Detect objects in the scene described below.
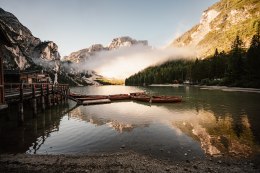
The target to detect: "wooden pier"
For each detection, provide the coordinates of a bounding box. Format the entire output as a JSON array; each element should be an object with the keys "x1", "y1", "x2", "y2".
[{"x1": 2, "y1": 83, "x2": 70, "y2": 123}]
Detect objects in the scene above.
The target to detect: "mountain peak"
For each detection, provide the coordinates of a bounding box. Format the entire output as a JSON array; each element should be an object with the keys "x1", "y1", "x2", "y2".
[
  {"x1": 108, "y1": 36, "x2": 148, "y2": 50},
  {"x1": 64, "y1": 36, "x2": 148, "y2": 62},
  {"x1": 170, "y1": 0, "x2": 260, "y2": 57}
]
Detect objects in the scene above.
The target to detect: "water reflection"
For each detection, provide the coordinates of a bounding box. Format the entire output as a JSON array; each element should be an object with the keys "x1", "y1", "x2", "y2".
[
  {"x1": 64, "y1": 98, "x2": 258, "y2": 158},
  {"x1": 0, "y1": 86, "x2": 259, "y2": 160},
  {"x1": 0, "y1": 102, "x2": 72, "y2": 154},
  {"x1": 172, "y1": 110, "x2": 255, "y2": 157}
]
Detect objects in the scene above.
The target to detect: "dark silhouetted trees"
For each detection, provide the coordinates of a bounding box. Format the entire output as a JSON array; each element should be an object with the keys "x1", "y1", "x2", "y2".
[{"x1": 125, "y1": 33, "x2": 260, "y2": 88}]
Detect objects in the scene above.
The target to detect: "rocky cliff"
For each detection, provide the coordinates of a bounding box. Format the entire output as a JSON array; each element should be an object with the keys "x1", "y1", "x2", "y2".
[
  {"x1": 171, "y1": 0, "x2": 260, "y2": 57},
  {"x1": 63, "y1": 36, "x2": 148, "y2": 63},
  {"x1": 0, "y1": 8, "x2": 80, "y2": 85},
  {"x1": 0, "y1": 8, "x2": 60, "y2": 71}
]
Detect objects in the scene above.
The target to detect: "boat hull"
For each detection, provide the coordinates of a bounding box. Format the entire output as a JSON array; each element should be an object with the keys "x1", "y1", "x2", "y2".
[
  {"x1": 109, "y1": 94, "x2": 131, "y2": 100},
  {"x1": 151, "y1": 96, "x2": 182, "y2": 103},
  {"x1": 131, "y1": 96, "x2": 151, "y2": 102}
]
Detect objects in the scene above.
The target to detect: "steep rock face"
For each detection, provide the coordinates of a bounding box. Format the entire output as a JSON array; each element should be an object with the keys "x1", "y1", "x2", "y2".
[
  {"x1": 63, "y1": 44, "x2": 107, "y2": 63},
  {"x1": 33, "y1": 41, "x2": 60, "y2": 60},
  {"x1": 108, "y1": 36, "x2": 148, "y2": 50},
  {"x1": 0, "y1": 8, "x2": 60, "y2": 70},
  {"x1": 63, "y1": 36, "x2": 148, "y2": 63},
  {"x1": 171, "y1": 0, "x2": 260, "y2": 57}
]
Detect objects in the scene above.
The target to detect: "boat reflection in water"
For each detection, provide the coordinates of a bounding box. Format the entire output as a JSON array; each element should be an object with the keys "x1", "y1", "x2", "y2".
[{"x1": 0, "y1": 86, "x2": 259, "y2": 161}]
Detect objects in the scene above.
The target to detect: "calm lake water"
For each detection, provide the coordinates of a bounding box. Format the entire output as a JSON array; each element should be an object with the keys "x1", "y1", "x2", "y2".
[{"x1": 0, "y1": 85, "x2": 260, "y2": 160}]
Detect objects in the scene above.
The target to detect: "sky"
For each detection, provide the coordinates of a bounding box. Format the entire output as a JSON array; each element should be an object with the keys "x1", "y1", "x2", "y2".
[{"x1": 0, "y1": 0, "x2": 219, "y2": 57}]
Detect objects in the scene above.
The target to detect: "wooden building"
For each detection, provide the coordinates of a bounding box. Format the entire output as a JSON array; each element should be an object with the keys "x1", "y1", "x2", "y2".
[
  {"x1": 0, "y1": 24, "x2": 13, "y2": 110},
  {"x1": 4, "y1": 70, "x2": 51, "y2": 84},
  {"x1": 0, "y1": 54, "x2": 5, "y2": 109}
]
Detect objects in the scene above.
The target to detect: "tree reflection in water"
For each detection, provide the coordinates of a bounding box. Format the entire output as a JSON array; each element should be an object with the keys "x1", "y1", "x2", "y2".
[{"x1": 0, "y1": 86, "x2": 259, "y2": 160}]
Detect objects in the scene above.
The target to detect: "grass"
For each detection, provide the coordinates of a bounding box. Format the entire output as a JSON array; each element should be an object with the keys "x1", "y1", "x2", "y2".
[{"x1": 95, "y1": 77, "x2": 124, "y2": 85}]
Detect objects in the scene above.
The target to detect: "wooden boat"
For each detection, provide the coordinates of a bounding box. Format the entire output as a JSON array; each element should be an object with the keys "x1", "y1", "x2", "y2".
[
  {"x1": 82, "y1": 99, "x2": 111, "y2": 105},
  {"x1": 77, "y1": 96, "x2": 109, "y2": 101},
  {"x1": 130, "y1": 92, "x2": 146, "y2": 96},
  {"x1": 108, "y1": 94, "x2": 131, "y2": 100},
  {"x1": 131, "y1": 95, "x2": 151, "y2": 102},
  {"x1": 150, "y1": 96, "x2": 182, "y2": 103},
  {"x1": 70, "y1": 92, "x2": 108, "y2": 99}
]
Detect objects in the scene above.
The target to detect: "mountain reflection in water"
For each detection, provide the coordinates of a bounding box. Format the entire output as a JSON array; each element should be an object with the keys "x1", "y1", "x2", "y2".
[
  {"x1": 0, "y1": 86, "x2": 259, "y2": 160},
  {"x1": 68, "y1": 101, "x2": 257, "y2": 158}
]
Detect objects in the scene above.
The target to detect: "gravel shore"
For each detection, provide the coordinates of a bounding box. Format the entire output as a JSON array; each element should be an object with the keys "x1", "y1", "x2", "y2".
[{"x1": 0, "y1": 152, "x2": 259, "y2": 173}]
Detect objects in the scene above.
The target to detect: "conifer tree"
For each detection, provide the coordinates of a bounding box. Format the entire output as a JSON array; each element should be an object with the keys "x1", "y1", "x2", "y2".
[
  {"x1": 228, "y1": 35, "x2": 244, "y2": 81},
  {"x1": 247, "y1": 23, "x2": 260, "y2": 79}
]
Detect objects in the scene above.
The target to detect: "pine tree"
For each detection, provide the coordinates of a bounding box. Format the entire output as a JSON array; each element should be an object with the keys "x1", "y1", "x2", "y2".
[
  {"x1": 228, "y1": 35, "x2": 244, "y2": 81},
  {"x1": 247, "y1": 23, "x2": 260, "y2": 79}
]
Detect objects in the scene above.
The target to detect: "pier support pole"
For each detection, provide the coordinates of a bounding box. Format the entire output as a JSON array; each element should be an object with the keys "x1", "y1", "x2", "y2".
[
  {"x1": 52, "y1": 84, "x2": 56, "y2": 106},
  {"x1": 32, "y1": 84, "x2": 37, "y2": 117},
  {"x1": 65, "y1": 86, "x2": 70, "y2": 102},
  {"x1": 60, "y1": 86, "x2": 63, "y2": 104},
  {"x1": 57, "y1": 85, "x2": 60, "y2": 104},
  {"x1": 63, "y1": 86, "x2": 66, "y2": 102},
  {"x1": 41, "y1": 84, "x2": 45, "y2": 111},
  {"x1": 46, "y1": 84, "x2": 51, "y2": 107},
  {"x1": 18, "y1": 83, "x2": 24, "y2": 124}
]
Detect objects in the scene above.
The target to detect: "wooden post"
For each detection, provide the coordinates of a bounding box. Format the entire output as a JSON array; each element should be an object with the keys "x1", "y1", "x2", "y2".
[
  {"x1": 52, "y1": 84, "x2": 55, "y2": 105},
  {"x1": 63, "y1": 86, "x2": 66, "y2": 102},
  {"x1": 18, "y1": 83, "x2": 24, "y2": 123},
  {"x1": 66, "y1": 86, "x2": 70, "y2": 101},
  {"x1": 59, "y1": 85, "x2": 63, "y2": 103},
  {"x1": 60, "y1": 85, "x2": 63, "y2": 104},
  {"x1": 46, "y1": 84, "x2": 51, "y2": 107},
  {"x1": 57, "y1": 85, "x2": 60, "y2": 104},
  {"x1": 41, "y1": 84, "x2": 45, "y2": 111},
  {"x1": 32, "y1": 84, "x2": 37, "y2": 117}
]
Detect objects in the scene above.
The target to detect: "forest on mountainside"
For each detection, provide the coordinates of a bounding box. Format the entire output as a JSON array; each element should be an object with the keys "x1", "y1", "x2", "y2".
[{"x1": 125, "y1": 28, "x2": 260, "y2": 88}]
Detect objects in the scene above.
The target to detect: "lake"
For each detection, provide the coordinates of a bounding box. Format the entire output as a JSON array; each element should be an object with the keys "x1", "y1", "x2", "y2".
[{"x1": 0, "y1": 85, "x2": 260, "y2": 161}]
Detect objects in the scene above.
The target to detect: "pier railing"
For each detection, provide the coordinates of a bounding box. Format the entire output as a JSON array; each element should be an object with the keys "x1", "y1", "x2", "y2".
[
  {"x1": 4, "y1": 83, "x2": 69, "y2": 101},
  {"x1": 3, "y1": 83, "x2": 70, "y2": 122}
]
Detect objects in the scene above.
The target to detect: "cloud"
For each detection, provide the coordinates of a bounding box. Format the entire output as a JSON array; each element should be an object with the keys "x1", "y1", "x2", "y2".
[{"x1": 69, "y1": 44, "x2": 196, "y2": 79}]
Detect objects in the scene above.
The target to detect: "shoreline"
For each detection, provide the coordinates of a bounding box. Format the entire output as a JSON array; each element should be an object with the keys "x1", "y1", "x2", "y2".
[
  {"x1": 0, "y1": 152, "x2": 259, "y2": 173},
  {"x1": 148, "y1": 84, "x2": 260, "y2": 93}
]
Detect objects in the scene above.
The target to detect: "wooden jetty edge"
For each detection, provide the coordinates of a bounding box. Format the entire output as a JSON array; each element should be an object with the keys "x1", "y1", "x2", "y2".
[{"x1": 2, "y1": 83, "x2": 70, "y2": 123}]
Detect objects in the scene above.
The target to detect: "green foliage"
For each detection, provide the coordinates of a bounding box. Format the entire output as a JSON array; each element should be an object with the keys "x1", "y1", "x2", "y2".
[
  {"x1": 180, "y1": 0, "x2": 260, "y2": 57},
  {"x1": 227, "y1": 35, "x2": 245, "y2": 80},
  {"x1": 126, "y1": 32, "x2": 260, "y2": 88},
  {"x1": 95, "y1": 78, "x2": 124, "y2": 85},
  {"x1": 212, "y1": 0, "x2": 260, "y2": 11},
  {"x1": 246, "y1": 23, "x2": 260, "y2": 80},
  {"x1": 125, "y1": 59, "x2": 193, "y2": 86}
]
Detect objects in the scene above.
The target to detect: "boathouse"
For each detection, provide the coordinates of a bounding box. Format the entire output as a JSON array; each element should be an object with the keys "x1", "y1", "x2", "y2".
[
  {"x1": 0, "y1": 24, "x2": 13, "y2": 110},
  {"x1": 4, "y1": 70, "x2": 51, "y2": 84},
  {"x1": 0, "y1": 54, "x2": 5, "y2": 109}
]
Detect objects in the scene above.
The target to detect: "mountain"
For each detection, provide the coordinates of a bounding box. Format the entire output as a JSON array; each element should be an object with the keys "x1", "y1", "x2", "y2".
[
  {"x1": 62, "y1": 36, "x2": 148, "y2": 85},
  {"x1": 0, "y1": 8, "x2": 61, "y2": 70},
  {"x1": 170, "y1": 0, "x2": 260, "y2": 57},
  {"x1": 0, "y1": 8, "x2": 82, "y2": 85},
  {"x1": 63, "y1": 36, "x2": 148, "y2": 63}
]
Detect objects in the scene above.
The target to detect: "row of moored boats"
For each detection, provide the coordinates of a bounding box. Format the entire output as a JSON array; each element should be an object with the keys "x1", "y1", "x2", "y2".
[{"x1": 69, "y1": 92, "x2": 182, "y2": 105}]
